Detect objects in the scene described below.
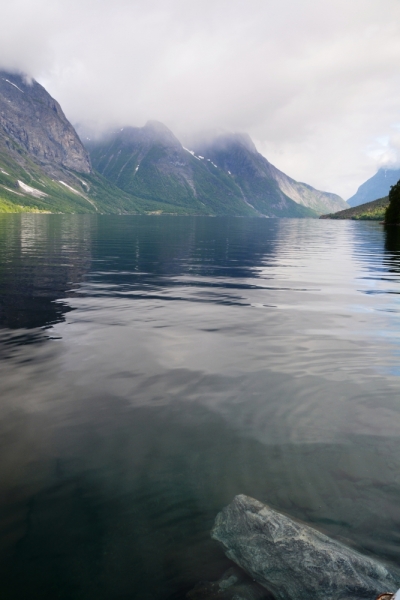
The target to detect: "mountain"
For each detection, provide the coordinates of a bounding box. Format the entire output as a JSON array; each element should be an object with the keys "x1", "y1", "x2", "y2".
[
  {"x1": 347, "y1": 168, "x2": 400, "y2": 207},
  {"x1": 320, "y1": 196, "x2": 389, "y2": 220},
  {"x1": 0, "y1": 71, "x2": 161, "y2": 214},
  {"x1": 0, "y1": 72, "x2": 91, "y2": 176},
  {"x1": 190, "y1": 132, "x2": 348, "y2": 216},
  {"x1": 88, "y1": 122, "x2": 318, "y2": 217},
  {"x1": 87, "y1": 121, "x2": 258, "y2": 216},
  {"x1": 88, "y1": 125, "x2": 346, "y2": 217}
]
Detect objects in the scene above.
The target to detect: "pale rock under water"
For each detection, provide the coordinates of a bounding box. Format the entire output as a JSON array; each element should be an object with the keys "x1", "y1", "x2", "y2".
[{"x1": 211, "y1": 495, "x2": 400, "y2": 600}]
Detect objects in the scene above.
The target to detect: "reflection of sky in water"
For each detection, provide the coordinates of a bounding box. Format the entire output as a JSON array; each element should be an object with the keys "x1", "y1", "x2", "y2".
[{"x1": 1, "y1": 215, "x2": 400, "y2": 599}]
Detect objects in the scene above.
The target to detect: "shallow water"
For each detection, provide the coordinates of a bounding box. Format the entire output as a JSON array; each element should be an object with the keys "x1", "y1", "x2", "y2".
[{"x1": 0, "y1": 214, "x2": 400, "y2": 599}]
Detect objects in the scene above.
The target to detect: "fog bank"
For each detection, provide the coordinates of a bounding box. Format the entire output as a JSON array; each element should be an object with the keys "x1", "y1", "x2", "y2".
[{"x1": 1, "y1": 0, "x2": 400, "y2": 198}]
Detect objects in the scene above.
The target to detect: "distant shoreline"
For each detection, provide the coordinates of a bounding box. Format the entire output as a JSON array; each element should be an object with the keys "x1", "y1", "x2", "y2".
[{"x1": 320, "y1": 196, "x2": 388, "y2": 220}]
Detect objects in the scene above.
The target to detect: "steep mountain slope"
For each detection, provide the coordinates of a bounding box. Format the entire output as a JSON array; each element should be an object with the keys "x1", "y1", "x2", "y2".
[
  {"x1": 88, "y1": 123, "x2": 317, "y2": 217},
  {"x1": 191, "y1": 133, "x2": 347, "y2": 215},
  {"x1": 320, "y1": 196, "x2": 389, "y2": 220},
  {"x1": 88, "y1": 122, "x2": 258, "y2": 216},
  {"x1": 0, "y1": 71, "x2": 164, "y2": 214},
  {"x1": 347, "y1": 168, "x2": 400, "y2": 207},
  {"x1": 0, "y1": 151, "x2": 166, "y2": 215},
  {"x1": 0, "y1": 71, "x2": 91, "y2": 175}
]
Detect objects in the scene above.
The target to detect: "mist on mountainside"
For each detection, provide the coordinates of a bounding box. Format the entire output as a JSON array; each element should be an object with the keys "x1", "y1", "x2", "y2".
[
  {"x1": 1, "y1": 0, "x2": 400, "y2": 199},
  {"x1": 85, "y1": 121, "x2": 347, "y2": 216},
  {"x1": 0, "y1": 71, "x2": 339, "y2": 216}
]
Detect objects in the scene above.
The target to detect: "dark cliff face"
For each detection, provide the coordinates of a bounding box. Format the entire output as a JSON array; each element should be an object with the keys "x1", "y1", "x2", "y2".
[
  {"x1": 0, "y1": 71, "x2": 91, "y2": 174},
  {"x1": 0, "y1": 71, "x2": 148, "y2": 215}
]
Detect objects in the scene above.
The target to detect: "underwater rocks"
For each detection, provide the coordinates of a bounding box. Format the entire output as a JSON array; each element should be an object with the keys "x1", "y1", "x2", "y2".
[{"x1": 212, "y1": 495, "x2": 400, "y2": 600}]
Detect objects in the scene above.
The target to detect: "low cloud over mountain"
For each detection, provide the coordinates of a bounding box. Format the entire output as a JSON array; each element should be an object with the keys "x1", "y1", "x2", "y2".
[{"x1": 1, "y1": 0, "x2": 400, "y2": 199}]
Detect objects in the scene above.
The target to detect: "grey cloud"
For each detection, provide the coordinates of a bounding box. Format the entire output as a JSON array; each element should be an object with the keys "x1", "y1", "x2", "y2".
[{"x1": 1, "y1": 0, "x2": 400, "y2": 198}]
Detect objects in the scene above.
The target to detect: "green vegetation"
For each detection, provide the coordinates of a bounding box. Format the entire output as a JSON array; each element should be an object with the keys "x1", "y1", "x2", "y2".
[
  {"x1": 384, "y1": 179, "x2": 400, "y2": 224},
  {"x1": 0, "y1": 142, "x2": 94, "y2": 213},
  {"x1": 0, "y1": 197, "x2": 50, "y2": 213},
  {"x1": 90, "y1": 138, "x2": 255, "y2": 216},
  {"x1": 0, "y1": 136, "x2": 255, "y2": 216},
  {"x1": 0, "y1": 144, "x2": 182, "y2": 215},
  {"x1": 320, "y1": 196, "x2": 389, "y2": 220}
]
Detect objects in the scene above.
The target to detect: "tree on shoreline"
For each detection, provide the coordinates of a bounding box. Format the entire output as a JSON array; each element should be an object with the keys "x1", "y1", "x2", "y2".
[{"x1": 385, "y1": 179, "x2": 400, "y2": 224}]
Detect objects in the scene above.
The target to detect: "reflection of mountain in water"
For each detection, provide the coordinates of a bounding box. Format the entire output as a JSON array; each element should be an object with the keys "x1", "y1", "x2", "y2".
[
  {"x1": 0, "y1": 215, "x2": 280, "y2": 329},
  {"x1": 94, "y1": 215, "x2": 279, "y2": 276},
  {"x1": 0, "y1": 214, "x2": 93, "y2": 328}
]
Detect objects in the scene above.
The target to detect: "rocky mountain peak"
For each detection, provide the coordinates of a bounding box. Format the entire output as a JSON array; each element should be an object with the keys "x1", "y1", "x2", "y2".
[{"x1": 0, "y1": 70, "x2": 91, "y2": 174}]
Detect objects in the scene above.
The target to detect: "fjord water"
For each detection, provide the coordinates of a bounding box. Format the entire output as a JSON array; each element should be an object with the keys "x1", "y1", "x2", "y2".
[{"x1": 1, "y1": 215, "x2": 400, "y2": 600}]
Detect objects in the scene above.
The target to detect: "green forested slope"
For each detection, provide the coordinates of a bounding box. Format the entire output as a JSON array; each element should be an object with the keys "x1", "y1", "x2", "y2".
[
  {"x1": 320, "y1": 196, "x2": 389, "y2": 220},
  {"x1": 0, "y1": 144, "x2": 154, "y2": 214}
]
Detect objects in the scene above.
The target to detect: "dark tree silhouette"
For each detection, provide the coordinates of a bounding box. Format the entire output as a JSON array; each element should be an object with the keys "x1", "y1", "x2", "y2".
[{"x1": 385, "y1": 178, "x2": 400, "y2": 224}]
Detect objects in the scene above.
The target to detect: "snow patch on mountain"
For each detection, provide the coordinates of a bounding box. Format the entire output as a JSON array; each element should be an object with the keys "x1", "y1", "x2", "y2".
[
  {"x1": 4, "y1": 79, "x2": 24, "y2": 93},
  {"x1": 18, "y1": 180, "x2": 47, "y2": 198}
]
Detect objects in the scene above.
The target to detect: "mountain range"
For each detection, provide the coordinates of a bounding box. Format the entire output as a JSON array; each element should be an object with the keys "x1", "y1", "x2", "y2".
[
  {"x1": 88, "y1": 124, "x2": 347, "y2": 217},
  {"x1": 0, "y1": 70, "x2": 347, "y2": 217}
]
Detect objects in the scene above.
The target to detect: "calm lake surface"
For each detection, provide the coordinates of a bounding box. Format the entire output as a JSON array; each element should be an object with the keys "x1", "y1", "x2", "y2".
[{"x1": 1, "y1": 214, "x2": 400, "y2": 599}]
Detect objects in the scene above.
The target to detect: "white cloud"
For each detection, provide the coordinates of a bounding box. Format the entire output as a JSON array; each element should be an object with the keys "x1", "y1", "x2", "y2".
[
  {"x1": 368, "y1": 128, "x2": 400, "y2": 170},
  {"x1": 1, "y1": 0, "x2": 400, "y2": 198}
]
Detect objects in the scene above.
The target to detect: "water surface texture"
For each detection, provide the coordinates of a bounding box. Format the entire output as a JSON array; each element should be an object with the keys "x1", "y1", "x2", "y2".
[{"x1": 1, "y1": 215, "x2": 400, "y2": 599}]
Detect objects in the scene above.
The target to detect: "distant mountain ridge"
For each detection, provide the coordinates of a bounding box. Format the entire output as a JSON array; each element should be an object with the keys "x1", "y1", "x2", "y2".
[
  {"x1": 88, "y1": 124, "x2": 346, "y2": 217},
  {"x1": 347, "y1": 168, "x2": 400, "y2": 207}
]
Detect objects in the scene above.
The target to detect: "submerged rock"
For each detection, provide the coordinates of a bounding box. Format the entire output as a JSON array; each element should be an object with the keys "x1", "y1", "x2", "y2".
[
  {"x1": 186, "y1": 566, "x2": 274, "y2": 600},
  {"x1": 212, "y1": 495, "x2": 400, "y2": 600}
]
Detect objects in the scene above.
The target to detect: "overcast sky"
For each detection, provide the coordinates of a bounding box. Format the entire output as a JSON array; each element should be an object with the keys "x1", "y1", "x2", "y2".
[{"x1": 1, "y1": 0, "x2": 400, "y2": 198}]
